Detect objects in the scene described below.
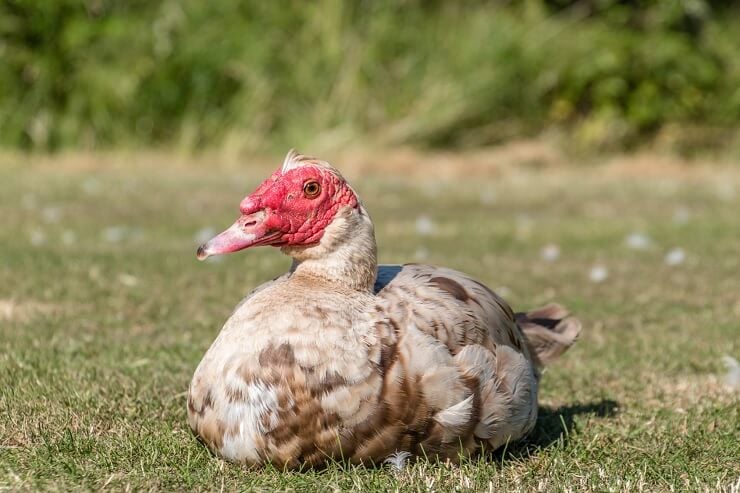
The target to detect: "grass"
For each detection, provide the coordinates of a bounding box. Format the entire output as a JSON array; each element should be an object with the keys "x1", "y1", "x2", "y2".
[
  {"x1": 0, "y1": 150, "x2": 738, "y2": 491},
  {"x1": 4, "y1": 2, "x2": 740, "y2": 153}
]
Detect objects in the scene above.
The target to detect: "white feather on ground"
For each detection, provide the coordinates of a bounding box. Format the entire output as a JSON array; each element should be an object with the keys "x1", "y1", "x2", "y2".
[
  {"x1": 722, "y1": 356, "x2": 740, "y2": 391},
  {"x1": 384, "y1": 451, "x2": 413, "y2": 471}
]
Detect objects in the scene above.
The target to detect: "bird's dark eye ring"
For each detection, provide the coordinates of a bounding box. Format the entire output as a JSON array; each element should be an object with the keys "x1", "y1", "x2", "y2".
[{"x1": 303, "y1": 180, "x2": 321, "y2": 198}]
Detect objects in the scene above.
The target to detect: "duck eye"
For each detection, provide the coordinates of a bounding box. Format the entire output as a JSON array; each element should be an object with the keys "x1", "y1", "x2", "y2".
[{"x1": 303, "y1": 180, "x2": 321, "y2": 198}]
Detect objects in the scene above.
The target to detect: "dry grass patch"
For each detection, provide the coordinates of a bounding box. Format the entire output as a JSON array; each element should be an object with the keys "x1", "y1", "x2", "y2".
[{"x1": 0, "y1": 299, "x2": 59, "y2": 322}]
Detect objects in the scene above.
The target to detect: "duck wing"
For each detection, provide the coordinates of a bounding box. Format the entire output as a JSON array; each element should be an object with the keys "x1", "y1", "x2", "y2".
[{"x1": 372, "y1": 263, "x2": 580, "y2": 451}]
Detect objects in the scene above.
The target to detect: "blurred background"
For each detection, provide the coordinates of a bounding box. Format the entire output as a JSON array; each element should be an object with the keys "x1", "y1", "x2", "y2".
[
  {"x1": 2, "y1": 0, "x2": 740, "y2": 156},
  {"x1": 1, "y1": 2, "x2": 739, "y2": 490}
]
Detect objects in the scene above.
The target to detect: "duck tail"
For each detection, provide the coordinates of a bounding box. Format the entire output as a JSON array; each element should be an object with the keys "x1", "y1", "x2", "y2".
[{"x1": 515, "y1": 303, "x2": 581, "y2": 368}]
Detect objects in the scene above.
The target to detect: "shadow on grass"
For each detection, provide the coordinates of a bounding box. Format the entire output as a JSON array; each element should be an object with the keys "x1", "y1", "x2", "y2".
[{"x1": 493, "y1": 399, "x2": 620, "y2": 460}]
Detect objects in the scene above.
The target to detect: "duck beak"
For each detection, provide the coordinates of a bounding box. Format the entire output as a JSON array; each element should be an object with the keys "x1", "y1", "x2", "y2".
[{"x1": 196, "y1": 211, "x2": 279, "y2": 260}]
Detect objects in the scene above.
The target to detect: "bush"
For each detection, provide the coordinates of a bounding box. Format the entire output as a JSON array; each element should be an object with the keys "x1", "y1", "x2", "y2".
[{"x1": 1, "y1": 0, "x2": 739, "y2": 152}]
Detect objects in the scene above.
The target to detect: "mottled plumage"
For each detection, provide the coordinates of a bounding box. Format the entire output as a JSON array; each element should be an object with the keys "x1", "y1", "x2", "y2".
[{"x1": 188, "y1": 151, "x2": 581, "y2": 468}]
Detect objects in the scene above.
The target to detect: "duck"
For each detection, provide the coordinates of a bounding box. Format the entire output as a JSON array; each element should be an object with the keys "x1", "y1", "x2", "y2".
[{"x1": 187, "y1": 150, "x2": 581, "y2": 468}]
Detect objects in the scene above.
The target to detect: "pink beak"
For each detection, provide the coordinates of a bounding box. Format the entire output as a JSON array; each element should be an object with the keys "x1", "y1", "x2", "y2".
[{"x1": 196, "y1": 211, "x2": 279, "y2": 260}]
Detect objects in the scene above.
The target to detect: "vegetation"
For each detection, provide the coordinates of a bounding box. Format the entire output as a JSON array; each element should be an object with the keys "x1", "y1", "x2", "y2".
[
  {"x1": 1, "y1": 153, "x2": 738, "y2": 490},
  {"x1": 2, "y1": 1, "x2": 740, "y2": 153}
]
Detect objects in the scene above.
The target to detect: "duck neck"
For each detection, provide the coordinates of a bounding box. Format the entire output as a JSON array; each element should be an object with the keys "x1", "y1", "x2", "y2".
[{"x1": 283, "y1": 206, "x2": 378, "y2": 293}]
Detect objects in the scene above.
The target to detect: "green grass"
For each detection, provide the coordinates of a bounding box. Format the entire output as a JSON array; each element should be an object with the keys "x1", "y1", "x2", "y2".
[
  {"x1": 1, "y1": 152, "x2": 738, "y2": 491},
  {"x1": 4, "y1": 1, "x2": 740, "y2": 153}
]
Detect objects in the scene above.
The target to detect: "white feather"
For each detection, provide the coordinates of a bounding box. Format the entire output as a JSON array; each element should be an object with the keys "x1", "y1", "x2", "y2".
[
  {"x1": 434, "y1": 394, "x2": 474, "y2": 432},
  {"x1": 281, "y1": 148, "x2": 302, "y2": 173},
  {"x1": 384, "y1": 451, "x2": 413, "y2": 471}
]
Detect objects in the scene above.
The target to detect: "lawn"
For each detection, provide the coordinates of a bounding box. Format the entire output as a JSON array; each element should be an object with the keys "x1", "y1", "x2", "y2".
[{"x1": 1, "y1": 151, "x2": 738, "y2": 491}]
